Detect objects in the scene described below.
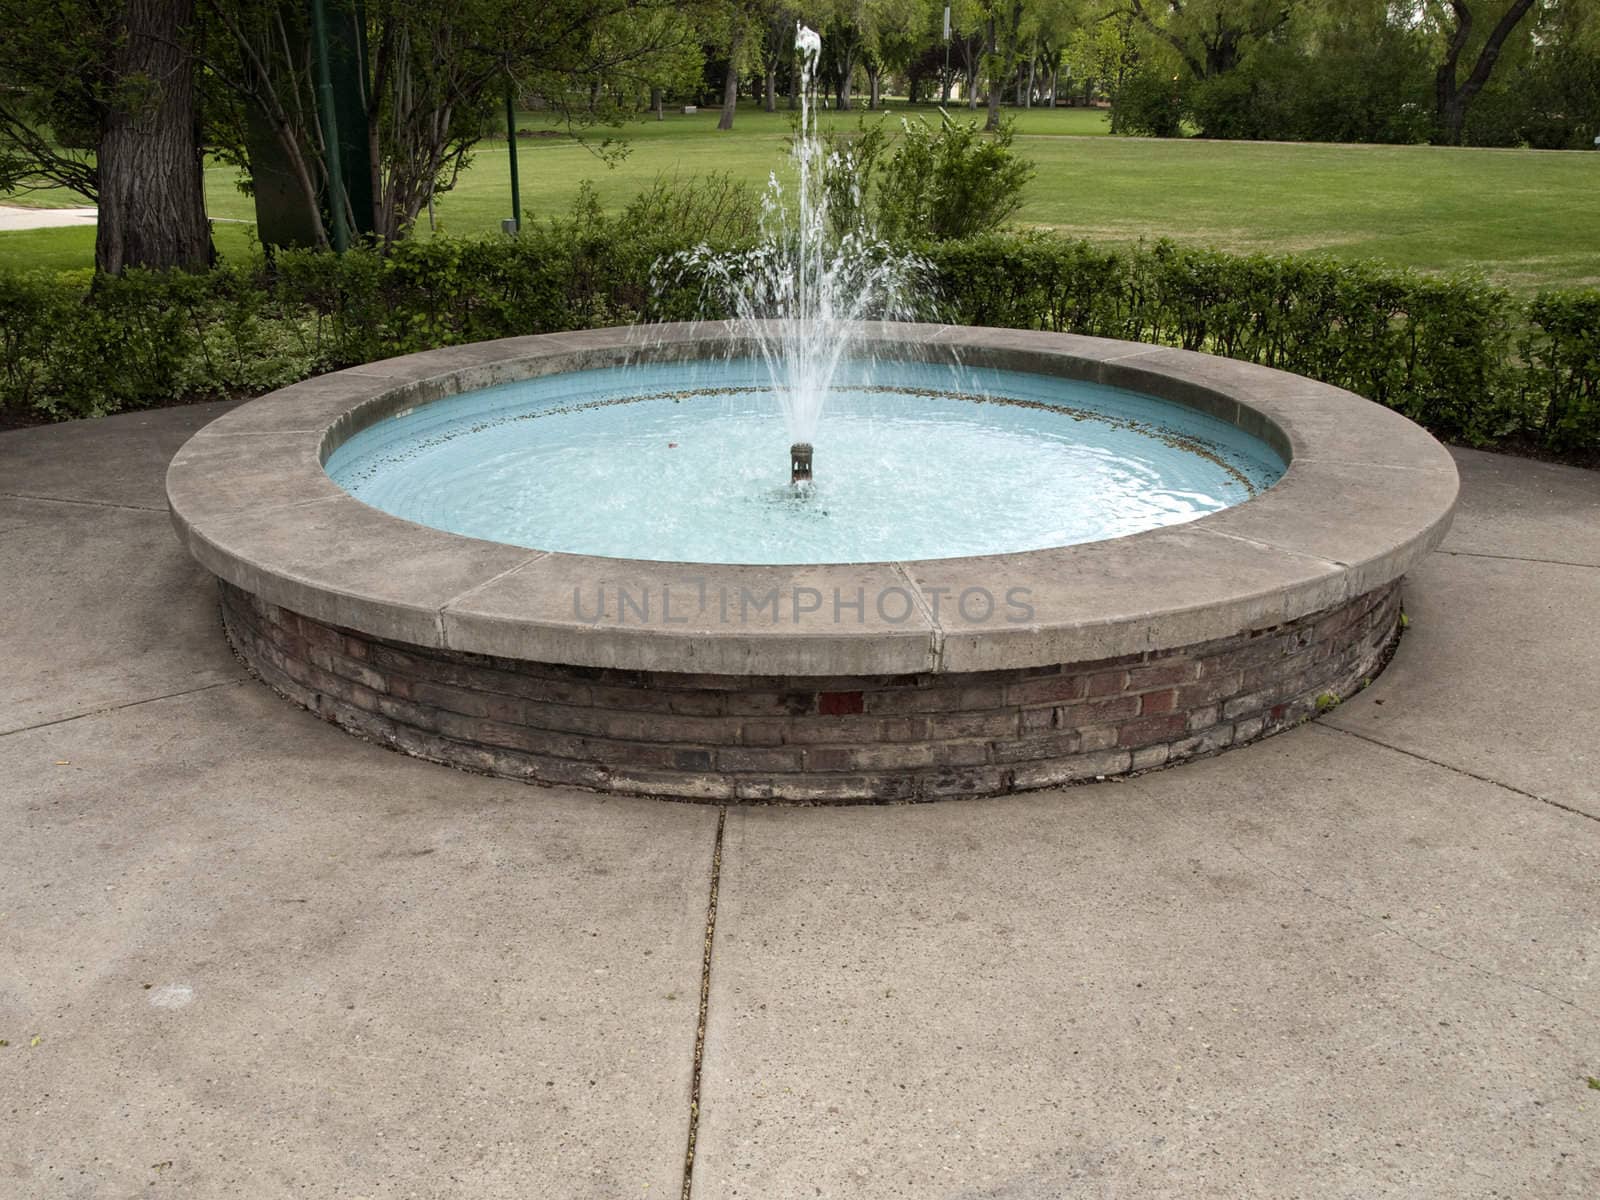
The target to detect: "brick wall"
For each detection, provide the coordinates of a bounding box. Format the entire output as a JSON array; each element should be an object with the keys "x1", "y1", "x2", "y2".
[{"x1": 219, "y1": 579, "x2": 1401, "y2": 803}]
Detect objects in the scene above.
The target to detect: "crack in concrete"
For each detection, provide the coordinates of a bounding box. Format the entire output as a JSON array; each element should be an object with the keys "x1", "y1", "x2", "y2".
[
  {"x1": 1315, "y1": 722, "x2": 1600, "y2": 825},
  {"x1": 1223, "y1": 838, "x2": 1600, "y2": 1021},
  {"x1": 0, "y1": 678, "x2": 245, "y2": 739},
  {"x1": 435, "y1": 552, "x2": 551, "y2": 646},
  {"x1": 681, "y1": 807, "x2": 726, "y2": 1200},
  {"x1": 1198, "y1": 524, "x2": 1348, "y2": 569},
  {"x1": 1436, "y1": 548, "x2": 1600, "y2": 571},
  {"x1": 0, "y1": 490, "x2": 163, "y2": 513},
  {"x1": 891, "y1": 562, "x2": 944, "y2": 671}
]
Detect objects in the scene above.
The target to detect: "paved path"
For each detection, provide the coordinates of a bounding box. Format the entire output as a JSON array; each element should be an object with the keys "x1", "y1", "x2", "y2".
[
  {"x1": 0, "y1": 204, "x2": 98, "y2": 232},
  {"x1": 1, "y1": 402, "x2": 1596, "y2": 1198}
]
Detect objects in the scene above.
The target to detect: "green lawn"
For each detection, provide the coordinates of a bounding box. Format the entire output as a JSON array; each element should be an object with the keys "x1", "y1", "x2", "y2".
[{"x1": 4, "y1": 104, "x2": 1597, "y2": 291}]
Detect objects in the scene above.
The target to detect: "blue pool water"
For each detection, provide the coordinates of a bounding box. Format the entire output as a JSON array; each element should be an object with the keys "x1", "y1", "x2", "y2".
[{"x1": 324, "y1": 358, "x2": 1285, "y2": 564}]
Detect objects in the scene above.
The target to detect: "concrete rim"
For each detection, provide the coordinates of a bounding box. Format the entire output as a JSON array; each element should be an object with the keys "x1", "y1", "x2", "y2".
[{"x1": 166, "y1": 322, "x2": 1459, "y2": 676}]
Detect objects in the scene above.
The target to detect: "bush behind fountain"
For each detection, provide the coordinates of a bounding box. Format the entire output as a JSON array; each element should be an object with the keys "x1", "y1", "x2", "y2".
[{"x1": 2, "y1": 211, "x2": 1597, "y2": 458}]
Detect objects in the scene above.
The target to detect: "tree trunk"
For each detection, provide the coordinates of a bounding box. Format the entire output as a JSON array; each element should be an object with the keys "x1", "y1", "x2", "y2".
[
  {"x1": 717, "y1": 37, "x2": 741, "y2": 130},
  {"x1": 651, "y1": 86, "x2": 664, "y2": 121},
  {"x1": 764, "y1": 62, "x2": 777, "y2": 111},
  {"x1": 958, "y1": 35, "x2": 978, "y2": 108},
  {"x1": 867, "y1": 63, "x2": 880, "y2": 109},
  {"x1": 838, "y1": 51, "x2": 855, "y2": 110},
  {"x1": 1049, "y1": 65, "x2": 1058, "y2": 108},
  {"x1": 985, "y1": 17, "x2": 1001, "y2": 130},
  {"x1": 1025, "y1": 54, "x2": 1036, "y2": 107},
  {"x1": 1434, "y1": 0, "x2": 1536, "y2": 145},
  {"x1": 96, "y1": 0, "x2": 212, "y2": 275}
]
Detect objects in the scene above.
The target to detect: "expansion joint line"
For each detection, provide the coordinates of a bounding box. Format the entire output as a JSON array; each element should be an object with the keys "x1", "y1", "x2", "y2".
[
  {"x1": 0, "y1": 678, "x2": 244, "y2": 739},
  {"x1": 1435, "y1": 548, "x2": 1600, "y2": 571},
  {"x1": 0, "y1": 490, "x2": 163, "y2": 513},
  {"x1": 682, "y1": 806, "x2": 727, "y2": 1200},
  {"x1": 1318, "y1": 722, "x2": 1600, "y2": 825}
]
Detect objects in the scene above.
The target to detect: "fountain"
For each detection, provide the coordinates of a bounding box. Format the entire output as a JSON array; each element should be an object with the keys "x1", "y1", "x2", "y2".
[
  {"x1": 673, "y1": 23, "x2": 929, "y2": 491},
  {"x1": 163, "y1": 28, "x2": 1459, "y2": 802}
]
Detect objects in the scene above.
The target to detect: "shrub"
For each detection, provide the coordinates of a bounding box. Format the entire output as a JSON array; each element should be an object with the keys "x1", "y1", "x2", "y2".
[
  {"x1": 1523, "y1": 290, "x2": 1600, "y2": 452},
  {"x1": 2, "y1": 225, "x2": 1598, "y2": 460},
  {"x1": 871, "y1": 115, "x2": 1036, "y2": 242},
  {"x1": 924, "y1": 235, "x2": 1551, "y2": 447},
  {"x1": 1111, "y1": 68, "x2": 1186, "y2": 138},
  {"x1": 0, "y1": 271, "x2": 65, "y2": 413}
]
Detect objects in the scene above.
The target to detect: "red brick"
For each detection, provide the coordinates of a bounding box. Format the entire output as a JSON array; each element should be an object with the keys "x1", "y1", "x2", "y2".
[
  {"x1": 1140, "y1": 689, "x2": 1178, "y2": 714},
  {"x1": 818, "y1": 690, "x2": 865, "y2": 716}
]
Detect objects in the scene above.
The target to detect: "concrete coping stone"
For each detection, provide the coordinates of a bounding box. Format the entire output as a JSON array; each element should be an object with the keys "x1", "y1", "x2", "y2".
[{"x1": 166, "y1": 322, "x2": 1458, "y2": 676}]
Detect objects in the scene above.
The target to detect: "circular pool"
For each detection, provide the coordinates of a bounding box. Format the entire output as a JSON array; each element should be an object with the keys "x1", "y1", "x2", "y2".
[
  {"x1": 166, "y1": 323, "x2": 1458, "y2": 802},
  {"x1": 323, "y1": 359, "x2": 1285, "y2": 564}
]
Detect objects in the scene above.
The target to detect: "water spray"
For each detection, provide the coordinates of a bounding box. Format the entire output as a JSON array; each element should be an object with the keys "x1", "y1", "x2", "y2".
[{"x1": 663, "y1": 21, "x2": 927, "y2": 490}]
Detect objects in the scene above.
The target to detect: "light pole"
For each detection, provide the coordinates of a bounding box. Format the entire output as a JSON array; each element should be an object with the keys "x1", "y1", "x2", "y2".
[
  {"x1": 505, "y1": 76, "x2": 522, "y2": 234},
  {"x1": 309, "y1": 0, "x2": 350, "y2": 253},
  {"x1": 943, "y1": 6, "x2": 952, "y2": 105}
]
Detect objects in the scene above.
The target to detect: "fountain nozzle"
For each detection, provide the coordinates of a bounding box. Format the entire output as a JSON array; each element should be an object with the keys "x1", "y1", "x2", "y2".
[{"x1": 790, "y1": 442, "x2": 814, "y2": 488}]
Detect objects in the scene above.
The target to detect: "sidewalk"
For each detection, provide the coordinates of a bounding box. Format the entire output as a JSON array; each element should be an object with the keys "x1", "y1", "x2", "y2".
[
  {"x1": 0, "y1": 204, "x2": 97, "y2": 231},
  {"x1": 1, "y1": 403, "x2": 1596, "y2": 1198}
]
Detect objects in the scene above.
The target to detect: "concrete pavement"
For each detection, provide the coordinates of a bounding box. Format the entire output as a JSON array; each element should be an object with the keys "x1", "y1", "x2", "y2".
[
  {"x1": 1, "y1": 407, "x2": 1596, "y2": 1197},
  {"x1": 0, "y1": 204, "x2": 97, "y2": 232}
]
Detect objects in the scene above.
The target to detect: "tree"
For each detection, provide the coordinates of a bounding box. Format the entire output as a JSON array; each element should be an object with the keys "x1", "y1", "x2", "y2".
[
  {"x1": 203, "y1": 0, "x2": 706, "y2": 243},
  {"x1": 862, "y1": 0, "x2": 928, "y2": 109},
  {"x1": 1123, "y1": 0, "x2": 1297, "y2": 81},
  {"x1": 0, "y1": 3, "x2": 103, "y2": 205},
  {"x1": 717, "y1": 30, "x2": 747, "y2": 128},
  {"x1": 708, "y1": 0, "x2": 763, "y2": 128},
  {"x1": 1022, "y1": 0, "x2": 1084, "y2": 107},
  {"x1": 1510, "y1": 0, "x2": 1600, "y2": 147},
  {"x1": 817, "y1": 1, "x2": 868, "y2": 110},
  {"x1": 1425, "y1": 0, "x2": 1541, "y2": 144},
  {"x1": 1064, "y1": 5, "x2": 1137, "y2": 107},
  {"x1": 977, "y1": 0, "x2": 1029, "y2": 130},
  {"x1": 99, "y1": 0, "x2": 214, "y2": 273},
  {"x1": 0, "y1": 0, "x2": 213, "y2": 274},
  {"x1": 757, "y1": 3, "x2": 801, "y2": 112}
]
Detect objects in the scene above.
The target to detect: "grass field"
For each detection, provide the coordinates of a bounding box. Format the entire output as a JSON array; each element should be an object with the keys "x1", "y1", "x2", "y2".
[{"x1": 3, "y1": 103, "x2": 1597, "y2": 290}]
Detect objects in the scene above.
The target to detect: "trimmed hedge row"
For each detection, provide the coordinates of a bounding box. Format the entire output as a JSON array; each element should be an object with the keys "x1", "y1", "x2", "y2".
[
  {"x1": 1, "y1": 231, "x2": 1596, "y2": 456},
  {"x1": 928, "y1": 236, "x2": 1533, "y2": 446}
]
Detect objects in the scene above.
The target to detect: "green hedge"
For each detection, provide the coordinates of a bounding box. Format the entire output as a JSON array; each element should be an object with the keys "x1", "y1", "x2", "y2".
[
  {"x1": 1522, "y1": 290, "x2": 1600, "y2": 453},
  {"x1": 925, "y1": 235, "x2": 1533, "y2": 446},
  {"x1": 2, "y1": 231, "x2": 1597, "y2": 458}
]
